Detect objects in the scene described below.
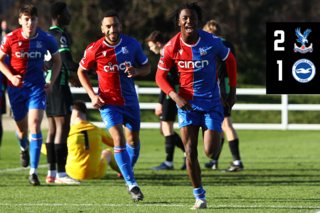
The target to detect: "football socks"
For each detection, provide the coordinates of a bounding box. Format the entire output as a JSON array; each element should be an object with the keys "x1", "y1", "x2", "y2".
[
  {"x1": 126, "y1": 141, "x2": 140, "y2": 169},
  {"x1": 193, "y1": 186, "x2": 206, "y2": 200},
  {"x1": 16, "y1": 130, "x2": 28, "y2": 150},
  {"x1": 54, "y1": 143, "x2": 68, "y2": 173},
  {"x1": 46, "y1": 143, "x2": 56, "y2": 171},
  {"x1": 229, "y1": 138, "x2": 241, "y2": 161},
  {"x1": 30, "y1": 132, "x2": 42, "y2": 169},
  {"x1": 114, "y1": 146, "x2": 136, "y2": 185},
  {"x1": 165, "y1": 135, "x2": 175, "y2": 162}
]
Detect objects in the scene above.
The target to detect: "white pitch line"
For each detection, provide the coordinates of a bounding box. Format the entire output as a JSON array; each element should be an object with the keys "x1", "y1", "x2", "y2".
[
  {"x1": 0, "y1": 164, "x2": 47, "y2": 173},
  {"x1": 0, "y1": 204, "x2": 319, "y2": 209}
]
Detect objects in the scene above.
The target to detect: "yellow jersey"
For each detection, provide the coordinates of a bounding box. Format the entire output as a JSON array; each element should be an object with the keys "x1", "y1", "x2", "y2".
[{"x1": 66, "y1": 121, "x2": 113, "y2": 180}]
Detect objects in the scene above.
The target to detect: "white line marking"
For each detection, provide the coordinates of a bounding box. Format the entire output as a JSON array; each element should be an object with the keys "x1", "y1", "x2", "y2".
[
  {"x1": 0, "y1": 165, "x2": 47, "y2": 173},
  {"x1": 0, "y1": 204, "x2": 319, "y2": 208}
]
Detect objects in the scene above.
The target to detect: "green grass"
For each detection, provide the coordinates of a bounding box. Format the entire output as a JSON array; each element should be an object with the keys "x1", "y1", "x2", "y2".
[{"x1": 0, "y1": 129, "x2": 320, "y2": 212}]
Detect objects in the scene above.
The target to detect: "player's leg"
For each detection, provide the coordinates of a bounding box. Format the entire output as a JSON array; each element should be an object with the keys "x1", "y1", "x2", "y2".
[
  {"x1": 221, "y1": 116, "x2": 244, "y2": 172},
  {"x1": 102, "y1": 149, "x2": 121, "y2": 174},
  {"x1": 125, "y1": 128, "x2": 140, "y2": 170},
  {"x1": 28, "y1": 108, "x2": 44, "y2": 185},
  {"x1": 53, "y1": 115, "x2": 70, "y2": 179},
  {"x1": 15, "y1": 116, "x2": 29, "y2": 167},
  {"x1": 45, "y1": 116, "x2": 57, "y2": 183}
]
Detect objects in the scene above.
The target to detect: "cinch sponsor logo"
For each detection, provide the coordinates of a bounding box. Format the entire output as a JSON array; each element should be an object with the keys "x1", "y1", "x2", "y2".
[
  {"x1": 103, "y1": 61, "x2": 132, "y2": 72},
  {"x1": 178, "y1": 60, "x2": 209, "y2": 69},
  {"x1": 15, "y1": 50, "x2": 42, "y2": 58}
]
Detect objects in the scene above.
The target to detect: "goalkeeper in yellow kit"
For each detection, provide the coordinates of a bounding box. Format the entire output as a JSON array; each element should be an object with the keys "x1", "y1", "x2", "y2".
[{"x1": 42, "y1": 100, "x2": 121, "y2": 181}]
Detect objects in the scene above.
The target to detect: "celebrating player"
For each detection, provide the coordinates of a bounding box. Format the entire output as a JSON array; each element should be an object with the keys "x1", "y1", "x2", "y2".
[
  {"x1": 145, "y1": 31, "x2": 186, "y2": 170},
  {"x1": 156, "y1": 2, "x2": 237, "y2": 209},
  {"x1": 77, "y1": 11, "x2": 150, "y2": 202},
  {"x1": 0, "y1": 5, "x2": 61, "y2": 185},
  {"x1": 203, "y1": 20, "x2": 244, "y2": 172},
  {"x1": 43, "y1": 1, "x2": 82, "y2": 184}
]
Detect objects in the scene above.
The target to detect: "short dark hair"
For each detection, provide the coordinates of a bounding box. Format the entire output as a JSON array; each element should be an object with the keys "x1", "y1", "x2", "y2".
[
  {"x1": 170, "y1": 2, "x2": 203, "y2": 27},
  {"x1": 101, "y1": 11, "x2": 120, "y2": 23},
  {"x1": 73, "y1": 100, "x2": 87, "y2": 114},
  {"x1": 145, "y1": 31, "x2": 164, "y2": 44},
  {"x1": 19, "y1": 5, "x2": 38, "y2": 18},
  {"x1": 50, "y1": 2, "x2": 67, "y2": 19},
  {"x1": 203, "y1": 20, "x2": 222, "y2": 36}
]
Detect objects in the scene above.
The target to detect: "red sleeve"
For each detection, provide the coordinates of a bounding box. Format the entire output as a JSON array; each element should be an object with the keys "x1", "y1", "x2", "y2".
[
  {"x1": 79, "y1": 43, "x2": 96, "y2": 70},
  {"x1": 0, "y1": 35, "x2": 11, "y2": 55},
  {"x1": 224, "y1": 52, "x2": 237, "y2": 86},
  {"x1": 156, "y1": 68, "x2": 175, "y2": 95}
]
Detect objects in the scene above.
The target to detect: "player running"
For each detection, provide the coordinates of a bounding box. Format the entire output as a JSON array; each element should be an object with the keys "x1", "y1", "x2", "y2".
[
  {"x1": 43, "y1": 1, "x2": 82, "y2": 184},
  {"x1": 203, "y1": 20, "x2": 244, "y2": 172},
  {"x1": 156, "y1": 2, "x2": 237, "y2": 209},
  {"x1": 145, "y1": 31, "x2": 186, "y2": 170},
  {"x1": 0, "y1": 5, "x2": 61, "y2": 186},
  {"x1": 77, "y1": 11, "x2": 150, "y2": 202}
]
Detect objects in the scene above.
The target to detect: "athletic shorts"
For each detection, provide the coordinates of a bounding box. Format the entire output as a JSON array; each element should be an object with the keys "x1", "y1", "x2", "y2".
[
  {"x1": 178, "y1": 99, "x2": 224, "y2": 132},
  {"x1": 99, "y1": 103, "x2": 140, "y2": 131},
  {"x1": 46, "y1": 84, "x2": 73, "y2": 117},
  {"x1": 160, "y1": 96, "x2": 178, "y2": 121},
  {"x1": 8, "y1": 84, "x2": 46, "y2": 121}
]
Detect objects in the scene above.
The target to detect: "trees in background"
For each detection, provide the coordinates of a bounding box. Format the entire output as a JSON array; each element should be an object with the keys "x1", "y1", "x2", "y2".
[{"x1": 1, "y1": 0, "x2": 319, "y2": 85}]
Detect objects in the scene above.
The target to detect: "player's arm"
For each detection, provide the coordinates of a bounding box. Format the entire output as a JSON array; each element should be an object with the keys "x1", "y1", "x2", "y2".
[
  {"x1": 0, "y1": 53, "x2": 22, "y2": 86},
  {"x1": 60, "y1": 50, "x2": 81, "y2": 87},
  {"x1": 44, "y1": 52, "x2": 62, "y2": 94},
  {"x1": 78, "y1": 66, "x2": 104, "y2": 109},
  {"x1": 223, "y1": 52, "x2": 237, "y2": 112},
  {"x1": 101, "y1": 130, "x2": 114, "y2": 147}
]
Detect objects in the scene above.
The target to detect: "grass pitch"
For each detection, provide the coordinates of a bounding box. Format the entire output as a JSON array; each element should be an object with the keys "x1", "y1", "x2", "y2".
[{"x1": 0, "y1": 129, "x2": 320, "y2": 212}]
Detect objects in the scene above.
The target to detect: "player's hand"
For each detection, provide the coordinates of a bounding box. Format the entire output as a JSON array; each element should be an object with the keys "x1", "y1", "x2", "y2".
[
  {"x1": 69, "y1": 76, "x2": 82, "y2": 88},
  {"x1": 171, "y1": 93, "x2": 193, "y2": 111},
  {"x1": 44, "y1": 83, "x2": 53, "y2": 94},
  {"x1": 91, "y1": 94, "x2": 105, "y2": 109},
  {"x1": 124, "y1": 63, "x2": 136, "y2": 78},
  {"x1": 223, "y1": 86, "x2": 237, "y2": 113},
  {"x1": 10, "y1": 75, "x2": 22, "y2": 87},
  {"x1": 155, "y1": 103, "x2": 163, "y2": 116}
]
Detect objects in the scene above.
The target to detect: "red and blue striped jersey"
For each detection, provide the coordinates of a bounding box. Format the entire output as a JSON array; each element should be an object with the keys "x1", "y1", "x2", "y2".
[
  {"x1": 80, "y1": 35, "x2": 148, "y2": 106},
  {"x1": 0, "y1": 28, "x2": 59, "y2": 88},
  {"x1": 157, "y1": 30, "x2": 230, "y2": 101}
]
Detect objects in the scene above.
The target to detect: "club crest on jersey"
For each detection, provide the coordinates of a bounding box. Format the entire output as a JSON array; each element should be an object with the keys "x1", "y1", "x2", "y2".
[
  {"x1": 292, "y1": 59, "x2": 316, "y2": 83},
  {"x1": 36, "y1": 41, "x2": 42, "y2": 48},
  {"x1": 60, "y1": 36, "x2": 67, "y2": 44},
  {"x1": 199, "y1": 47, "x2": 207, "y2": 56},
  {"x1": 122, "y1": 46, "x2": 129, "y2": 54},
  {"x1": 102, "y1": 51, "x2": 107, "y2": 56},
  {"x1": 294, "y1": 28, "x2": 313, "y2": 53}
]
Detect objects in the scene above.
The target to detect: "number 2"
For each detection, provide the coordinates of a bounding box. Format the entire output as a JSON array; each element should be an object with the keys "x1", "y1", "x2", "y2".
[
  {"x1": 81, "y1": 130, "x2": 90, "y2": 150},
  {"x1": 274, "y1": 30, "x2": 285, "y2": 51}
]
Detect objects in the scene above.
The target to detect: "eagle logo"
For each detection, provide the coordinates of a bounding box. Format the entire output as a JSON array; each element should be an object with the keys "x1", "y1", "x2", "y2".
[{"x1": 294, "y1": 28, "x2": 313, "y2": 53}]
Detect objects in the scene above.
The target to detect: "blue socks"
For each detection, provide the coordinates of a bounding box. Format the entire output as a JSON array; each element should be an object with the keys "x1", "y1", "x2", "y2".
[
  {"x1": 193, "y1": 186, "x2": 206, "y2": 199},
  {"x1": 114, "y1": 146, "x2": 136, "y2": 185},
  {"x1": 126, "y1": 141, "x2": 140, "y2": 169},
  {"x1": 30, "y1": 132, "x2": 42, "y2": 169},
  {"x1": 16, "y1": 131, "x2": 28, "y2": 149}
]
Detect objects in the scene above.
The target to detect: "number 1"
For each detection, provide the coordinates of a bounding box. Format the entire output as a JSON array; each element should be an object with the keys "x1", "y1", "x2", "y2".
[
  {"x1": 81, "y1": 130, "x2": 90, "y2": 150},
  {"x1": 277, "y1": 60, "x2": 282, "y2": 81}
]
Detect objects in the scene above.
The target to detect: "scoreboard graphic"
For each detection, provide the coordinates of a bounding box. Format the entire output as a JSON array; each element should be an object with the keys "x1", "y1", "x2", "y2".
[{"x1": 266, "y1": 22, "x2": 320, "y2": 94}]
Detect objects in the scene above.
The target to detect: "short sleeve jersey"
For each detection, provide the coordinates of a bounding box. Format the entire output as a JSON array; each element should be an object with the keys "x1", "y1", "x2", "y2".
[
  {"x1": 80, "y1": 35, "x2": 148, "y2": 106},
  {"x1": 44, "y1": 26, "x2": 71, "y2": 86},
  {"x1": 0, "y1": 28, "x2": 59, "y2": 88},
  {"x1": 66, "y1": 121, "x2": 114, "y2": 180},
  {"x1": 157, "y1": 30, "x2": 230, "y2": 101}
]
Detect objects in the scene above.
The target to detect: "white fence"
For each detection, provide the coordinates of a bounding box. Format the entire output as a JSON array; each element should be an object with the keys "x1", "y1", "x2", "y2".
[{"x1": 70, "y1": 87, "x2": 320, "y2": 130}]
